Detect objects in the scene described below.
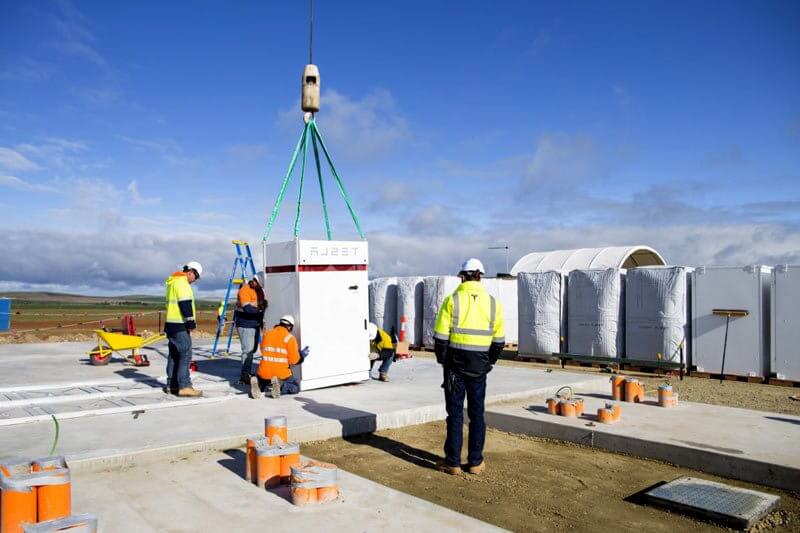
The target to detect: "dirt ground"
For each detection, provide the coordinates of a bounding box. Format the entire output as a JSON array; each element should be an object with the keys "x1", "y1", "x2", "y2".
[
  {"x1": 302, "y1": 421, "x2": 799, "y2": 532},
  {"x1": 0, "y1": 302, "x2": 220, "y2": 344}
]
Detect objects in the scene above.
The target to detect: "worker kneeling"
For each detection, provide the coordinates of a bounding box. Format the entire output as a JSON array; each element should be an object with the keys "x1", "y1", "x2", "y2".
[
  {"x1": 251, "y1": 315, "x2": 309, "y2": 399},
  {"x1": 368, "y1": 322, "x2": 394, "y2": 382}
]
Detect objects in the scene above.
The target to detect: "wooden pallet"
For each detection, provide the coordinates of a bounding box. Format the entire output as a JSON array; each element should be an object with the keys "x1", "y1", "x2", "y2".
[
  {"x1": 767, "y1": 378, "x2": 800, "y2": 388},
  {"x1": 690, "y1": 371, "x2": 765, "y2": 384},
  {"x1": 513, "y1": 355, "x2": 558, "y2": 364},
  {"x1": 620, "y1": 364, "x2": 680, "y2": 376},
  {"x1": 564, "y1": 360, "x2": 617, "y2": 369}
]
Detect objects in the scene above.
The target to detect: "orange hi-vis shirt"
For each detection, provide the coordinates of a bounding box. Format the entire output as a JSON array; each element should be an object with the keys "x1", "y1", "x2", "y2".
[{"x1": 258, "y1": 325, "x2": 300, "y2": 380}]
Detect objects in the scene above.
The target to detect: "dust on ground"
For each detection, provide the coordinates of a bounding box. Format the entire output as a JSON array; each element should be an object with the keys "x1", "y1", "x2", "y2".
[{"x1": 302, "y1": 421, "x2": 799, "y2": 532}]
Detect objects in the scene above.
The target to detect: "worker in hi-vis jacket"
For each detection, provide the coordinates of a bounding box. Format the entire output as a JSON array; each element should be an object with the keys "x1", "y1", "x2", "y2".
[
  {"x1": 251, "y1": 315, "x2": 309, "y2": 399},
  {"x1": 368, "y1": 322, "x2": 395, "y2": 382},
  {"x1": 164, "y1": 261, "x2": 203, "y2": 397},
  {"x1": 433, "y1": 258, "x2": 504, "y2": 476}
]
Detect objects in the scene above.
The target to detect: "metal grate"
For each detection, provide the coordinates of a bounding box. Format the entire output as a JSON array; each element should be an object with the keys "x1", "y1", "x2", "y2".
[{"x1": 643, "y1": 477, "x2": 780, "y2": 530}]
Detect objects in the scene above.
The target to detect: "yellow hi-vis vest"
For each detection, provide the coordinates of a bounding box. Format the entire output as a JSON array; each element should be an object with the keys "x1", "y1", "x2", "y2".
[
  {"x1": 165, "y1": 271, "x2": 196, "y2": 326},
  {"x1": 433, "y1": 281, "x2": 504, "y2": 351}
]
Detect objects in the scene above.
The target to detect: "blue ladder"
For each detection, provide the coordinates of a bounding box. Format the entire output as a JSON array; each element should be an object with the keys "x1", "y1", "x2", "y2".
[{"x1": 211, "y1": 240, "x2": 258, "y2": 357}]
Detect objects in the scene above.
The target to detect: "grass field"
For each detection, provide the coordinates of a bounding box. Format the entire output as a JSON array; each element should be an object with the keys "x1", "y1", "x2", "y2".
[{"x1": 0, "y1": 292, "x2": 222, "y2": 342}]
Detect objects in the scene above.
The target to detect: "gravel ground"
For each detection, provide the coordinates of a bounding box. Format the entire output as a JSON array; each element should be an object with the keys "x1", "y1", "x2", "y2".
[{"x1": 303, "y1": 421, "x2": 800, "y2": 533}]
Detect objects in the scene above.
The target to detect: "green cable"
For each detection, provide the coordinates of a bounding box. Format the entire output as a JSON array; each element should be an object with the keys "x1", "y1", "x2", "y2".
[
  {"x1": 293, "y1": 125, "x2": 310, "y2": 237},
  {"x1": 310, "y1": 121, "x2": 365, "y2": 239},
  {"x1": 262, "y1": 122, "x2": 309, "y2": 241},
  {"x1": 49, "y1": 415, "x2": 60, "y2": 456},
  {"x1": 310, "y1": 125, "x2": 332, "y2": 240}
]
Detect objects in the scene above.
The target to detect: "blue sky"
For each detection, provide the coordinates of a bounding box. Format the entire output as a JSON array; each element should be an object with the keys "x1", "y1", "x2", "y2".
[{"x1": 0, "y1": 0, "x2": 798, "y2": 295}]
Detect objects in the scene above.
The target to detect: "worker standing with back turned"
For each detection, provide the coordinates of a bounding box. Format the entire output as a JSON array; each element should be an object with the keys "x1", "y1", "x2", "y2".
[
  {"x1": 433, "y1": 258, "x2": 504, "y2": 475},
  {"x1": 235, "y1": 275, "x2": 266, "y2": 385},
  {"x1": 164, "y1": 261, "x2": 203, "y2": 397}
]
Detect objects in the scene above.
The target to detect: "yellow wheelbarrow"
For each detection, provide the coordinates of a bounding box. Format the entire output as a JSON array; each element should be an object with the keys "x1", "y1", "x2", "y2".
[{"x1": 87, "y1": 330, "x2": 166, "y2": 367}]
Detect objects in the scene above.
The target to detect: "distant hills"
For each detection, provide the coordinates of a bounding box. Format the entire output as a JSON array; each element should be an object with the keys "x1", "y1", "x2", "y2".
[{"x1": 0, "y1": 292, "x2": 218, "y2": 304}]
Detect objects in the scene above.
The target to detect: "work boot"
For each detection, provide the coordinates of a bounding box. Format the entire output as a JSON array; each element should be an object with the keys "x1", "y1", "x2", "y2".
[
  {"x1": 379, "y1": 372, "x2": 390, "y2": 382},
  {"x1": 162, "y1": 387, "x2": 178, "y2": 395},
  {"x1": 177, "y1": 387, "x2": 203, "y2": 398},
  {"x1": 436, "y1": 460, "x2": 461, "y2": 475},
  {"x1": 466, "y1": 462, "x2": 485, "y2": 475},
  {"x1": 239, "y1": 372, "x2": 251, "y2": 386},
  {"x1": 249, "y1": 376, "x2": 262, "y2": 400},
  {"x1": 270, "y1": 377, "x2": 281, "y2": 399}
]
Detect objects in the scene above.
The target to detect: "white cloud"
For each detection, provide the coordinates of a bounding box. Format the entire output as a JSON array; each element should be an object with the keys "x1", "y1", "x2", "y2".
[
  {"x1": 49, "y1": 0, "x2": 108, "y2": 69},
  {"x1": 15, "y1": 138, "x2": 87, "y2": 170},
  {"x1": 0, "y1": 147, "x2": 42, "y2": 172},
  {"x1": 278, "y1": 89, "x2": 409, "y2": 162},
  {"x1": 365, "y1": 219, "x2": 800, "y2": 279},
  {"x1": 0, "y1": 58, "x2": 55, "y2": 82},
  {"x1": 524, "y1": 133, "x2": 602, "y2": 189},
  {"x1": 0, "y1": 175, "x2": 58, "y2": 193},
  {"x1": 0, "y1": 228, "x2": 234, "y2": 293},
  {"x1": 127, "y1": 180, "x2": 161, "y2": 206}
]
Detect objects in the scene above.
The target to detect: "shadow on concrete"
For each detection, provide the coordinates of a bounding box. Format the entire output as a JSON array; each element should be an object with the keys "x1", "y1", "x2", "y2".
[
  {"x1": 525, "y1": 405, "x2": 548, "y2": 415},
  {"x1": 191, "y1": 357, "x2": 241, "y2": 383},
  {"x1": 218, "y1": 448, "x2": 245, "y2": 477},
  {"x1": 217, "y1": 449, "x2": 293, "y2": 502},
  {"x1": 295, "y1": 397, "x2": 442, "y2": 470},
  {"x1": 764, "y1": 416, "x2": 800, "y2": 426},
  {"x1": 114, "y1": 367, "x2": 163, "y2": 387},
  {"x1": 295, "y1": 397, "x2": 378, "y2": 436}
]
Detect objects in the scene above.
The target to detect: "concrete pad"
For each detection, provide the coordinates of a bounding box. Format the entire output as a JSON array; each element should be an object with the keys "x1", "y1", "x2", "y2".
[
  {"x1": 70, "y1": 450, "x2": 503, "y2": 532},
  {"x1": 485, "y1": 394, "x2": 800, "y2": 491},
  {"x1": 0, "y1": 341, "x2": 606, "y2": 471}
]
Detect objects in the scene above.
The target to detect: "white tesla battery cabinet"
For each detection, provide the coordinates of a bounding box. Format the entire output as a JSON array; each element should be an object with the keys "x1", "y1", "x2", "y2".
[{"x1": 262, "y1": 239, "x2": 371, "y2": 391}]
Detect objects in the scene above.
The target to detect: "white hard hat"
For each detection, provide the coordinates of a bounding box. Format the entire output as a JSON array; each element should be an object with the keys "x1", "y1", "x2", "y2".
[
  {"x1": 185, "y1": 261, "x2": 203, "y2": 278},
  {"x1": 279, "y1": 315, "x2": 295, "y2": 327},
  {"x1": 367, "y1": 322, "x2": 378, "y2": 339},
  {"x1": 459, "y1": 258, "x2": 485, "y2": 274}
]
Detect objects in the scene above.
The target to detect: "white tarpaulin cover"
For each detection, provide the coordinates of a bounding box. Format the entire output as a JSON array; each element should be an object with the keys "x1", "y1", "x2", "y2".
[
  {"x1": 492, "y1": 279, "x2": 518, "y2": 345},
  {"x1": 626, "y1": 267, "x2": 688, "y2": 362},
  {"x1": 518, "y1": 272, "x2": 563, "y2": 355},
  {"x1": 368, "y1": 277, "x2": 398, "y2": 335},
  {"x1": 567, "y1": 269, "x2": 624, "y2": 358},
  {"x1": 511, "y1": 246, "x2": 665, "y2": 274},
  {"x1": 397, "y1": 276, "x2": 424, "y2": 346},
  {"x1": 422, "y1": 276, "x2": 459, "y2": 347}
]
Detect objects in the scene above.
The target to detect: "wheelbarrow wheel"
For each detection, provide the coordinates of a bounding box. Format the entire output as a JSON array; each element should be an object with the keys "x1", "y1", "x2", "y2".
[{"x1": 89, "y1": 347, "x2": 111, "y2": 366}]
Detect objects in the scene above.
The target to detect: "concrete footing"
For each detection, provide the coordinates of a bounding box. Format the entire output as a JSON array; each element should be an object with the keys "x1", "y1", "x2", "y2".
[{"x1": 485, "y1": 395, "x2": 800, "y2": 491}]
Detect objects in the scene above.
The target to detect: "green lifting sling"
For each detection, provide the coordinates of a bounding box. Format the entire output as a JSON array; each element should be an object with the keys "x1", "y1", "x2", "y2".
[{"x1": 262, "y1": 118, "x2": 365, "y2": 242}]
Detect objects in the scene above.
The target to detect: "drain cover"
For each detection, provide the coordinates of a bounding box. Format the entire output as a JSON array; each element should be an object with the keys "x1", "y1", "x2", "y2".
[{"x1": 642, "y1": 477, "x2": 780, "y2": 530}]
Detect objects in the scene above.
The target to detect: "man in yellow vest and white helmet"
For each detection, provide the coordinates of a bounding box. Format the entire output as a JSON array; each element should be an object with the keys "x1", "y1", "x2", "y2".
[
  {"x1": 433, "y1": 258, "x2": 504, "y2": 476},
  {"x1": 164, "y1": 261, "x2": 203, "y2": 397}
]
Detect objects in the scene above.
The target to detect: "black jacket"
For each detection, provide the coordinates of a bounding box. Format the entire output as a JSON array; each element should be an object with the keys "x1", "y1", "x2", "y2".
[{"x1": 434, "y1": 338, "x2": 504, "y2": 378}]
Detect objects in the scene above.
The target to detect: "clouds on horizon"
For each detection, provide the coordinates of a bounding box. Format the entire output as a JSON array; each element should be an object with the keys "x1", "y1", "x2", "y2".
[{"x1": 1, "y1": 1, "x2": 798, "y2": 295}]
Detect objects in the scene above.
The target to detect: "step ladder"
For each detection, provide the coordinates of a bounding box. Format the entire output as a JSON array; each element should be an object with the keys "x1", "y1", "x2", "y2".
[{"x1": 211, "y1": 240, "x2": 258, "y2": 357}]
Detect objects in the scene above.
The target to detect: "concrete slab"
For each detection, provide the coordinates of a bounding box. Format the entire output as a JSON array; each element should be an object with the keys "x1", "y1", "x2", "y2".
[
  {"x1": 70, "y1": 450, "x2": 503, "y2": 532},
  {"x1": 485, "y1": 394, "x2": 800, "y2": 491},
  {"x1": 0, "y1": 341, "x2": 606, "y2": 471}
]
